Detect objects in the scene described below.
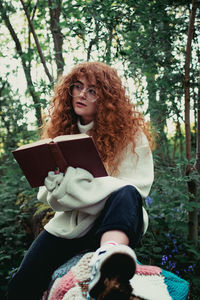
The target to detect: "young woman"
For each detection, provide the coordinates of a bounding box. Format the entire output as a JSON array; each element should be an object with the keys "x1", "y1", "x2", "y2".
[{"x1": 7, "y1": 62, "x2": 154, "y2": 300}]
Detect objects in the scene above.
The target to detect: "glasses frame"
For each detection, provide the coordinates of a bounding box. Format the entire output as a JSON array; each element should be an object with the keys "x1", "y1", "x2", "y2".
[{"x1": 68, "y1": 83, "x2": 98, "y2": 103}]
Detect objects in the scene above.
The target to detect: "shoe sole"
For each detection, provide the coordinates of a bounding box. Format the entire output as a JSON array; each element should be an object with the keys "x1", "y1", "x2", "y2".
[{"x1": 89, "y1": 248, "x2": 136, "y2": 298}]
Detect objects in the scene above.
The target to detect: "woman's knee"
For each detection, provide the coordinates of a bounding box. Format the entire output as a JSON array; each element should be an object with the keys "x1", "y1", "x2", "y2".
[
  {"x1": 108, "y1": 185, "x2": 142, "y2": 208},
  {"x1": 117, "y1": 185, "x2": 141, "y2": 198}
]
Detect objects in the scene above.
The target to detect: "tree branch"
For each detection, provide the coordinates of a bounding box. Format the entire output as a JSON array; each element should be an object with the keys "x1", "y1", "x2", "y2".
[
  {"x1": 20, "y1": 0, "x2": 53, "y2": 83},
  {"x1": 87, "y1": 20, "x2": 100, "y2": 61},
  {"x1": 0, "y1": 1, "x2": 42, "y2": 126}
]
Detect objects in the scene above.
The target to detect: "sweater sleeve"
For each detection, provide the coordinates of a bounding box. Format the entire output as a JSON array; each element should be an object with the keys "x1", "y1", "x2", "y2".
[
  {"x1": 116, "y1": 137, "x2": 154, "y2": 198},
  {"x1": 40, "y1": 131, "x2": 154, "y2": 215}
]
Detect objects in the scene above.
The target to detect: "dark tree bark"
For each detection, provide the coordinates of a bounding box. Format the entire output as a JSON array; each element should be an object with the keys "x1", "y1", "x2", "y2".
[
  {"x1": 184, "y1": 0, "x2": 198, "y2": 244},
  {"x1": 194, "y1": 68, "x2": 200, "y2": 173},
  {"x1": 48, "y1": 0, "x2": 64, "y2": 79}
]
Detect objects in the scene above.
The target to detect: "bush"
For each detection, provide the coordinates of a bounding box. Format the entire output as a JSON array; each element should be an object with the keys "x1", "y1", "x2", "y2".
[
  {"x1": 1, "y1": 153, "x2": 199, "y2": 299},
  {"x1": 0, "y1": 157, "x2": 38, "y2": 298},
  {"x1": 136, "y1": 157, "x2": 200, "y2": 298}
]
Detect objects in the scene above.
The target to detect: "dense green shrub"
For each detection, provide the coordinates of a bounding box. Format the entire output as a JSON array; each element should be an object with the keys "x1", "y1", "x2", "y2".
[
  {"x1": 1, "y1": 153, "x2": 199, "y2": 299},
  {"x1": 137, "y1": 156, "x2": 200, "y2": 298},
  {"x1": 0, "y1": 157, "x2": 38, "y2": 298}
]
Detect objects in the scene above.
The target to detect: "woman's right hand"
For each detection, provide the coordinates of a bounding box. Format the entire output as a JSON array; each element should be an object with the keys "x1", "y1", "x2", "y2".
[{"x1": 44, "y1": 171, "x2": 64, "y2": 192}]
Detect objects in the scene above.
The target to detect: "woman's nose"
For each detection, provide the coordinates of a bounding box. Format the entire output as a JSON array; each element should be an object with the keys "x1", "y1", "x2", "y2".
[{"x1": 79, "y1": 88, "x2": 87, "y2": 98}]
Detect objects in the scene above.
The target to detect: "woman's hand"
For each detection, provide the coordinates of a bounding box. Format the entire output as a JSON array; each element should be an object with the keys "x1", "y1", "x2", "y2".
[{"x1": 44, "y1": 171, "x2": 64, "y2": 192}]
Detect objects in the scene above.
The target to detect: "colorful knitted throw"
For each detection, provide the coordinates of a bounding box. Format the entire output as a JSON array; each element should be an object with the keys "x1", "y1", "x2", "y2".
[{"x1": 43, "y1": 252, "x2": 189, "y2": 300}]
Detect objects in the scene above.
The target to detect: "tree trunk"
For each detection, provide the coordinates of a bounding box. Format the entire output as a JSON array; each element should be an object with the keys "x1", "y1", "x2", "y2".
[
  {"x1": 184, "y1": 0, "x2": 198, "y2": 244},
  {"x1": 172, "y1": 121, "x2": 179, "y2": 161},
  {"x1": 48, "y1": 0, "x2": 64, "y2": 79},
  {"x1": 147, "y1": 73, "x2": 169, "y2": 160},
  {"x1": 194, "y1": 66, "x2": 200, "y2": 173},
  {"x1": 105, "y1": 27, "x2": 113, "y2": 64}
]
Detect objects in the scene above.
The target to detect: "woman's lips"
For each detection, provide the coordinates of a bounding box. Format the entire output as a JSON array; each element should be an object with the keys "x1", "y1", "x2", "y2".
[{"x1": 76, "y1": 101, "x2": 87, "y2": 107}]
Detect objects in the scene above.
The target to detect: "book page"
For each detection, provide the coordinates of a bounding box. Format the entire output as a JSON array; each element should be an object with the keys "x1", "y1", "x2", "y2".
[
  {"x1": 53, "y1": 133, "x2": 89, "y2": 142},
  {"x1": 16, "y1": 138, "x2": 53, "y2": 150}
]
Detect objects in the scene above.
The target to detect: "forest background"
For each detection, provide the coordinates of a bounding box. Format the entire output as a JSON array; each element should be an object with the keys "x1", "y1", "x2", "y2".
[{"x1": 0, "y1": 0, "x2": 199, "y2": 299}]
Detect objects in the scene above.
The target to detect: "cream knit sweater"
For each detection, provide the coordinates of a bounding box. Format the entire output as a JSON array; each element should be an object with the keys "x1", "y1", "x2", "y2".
[{"x1": 37, "y1": 120, "x2": 154, "y2": 239}]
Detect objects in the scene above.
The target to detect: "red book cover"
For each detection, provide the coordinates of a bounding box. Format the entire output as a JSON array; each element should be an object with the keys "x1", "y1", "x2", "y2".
[{"x1": 12, "y1": 134, "x2": 108, "y2": 188}]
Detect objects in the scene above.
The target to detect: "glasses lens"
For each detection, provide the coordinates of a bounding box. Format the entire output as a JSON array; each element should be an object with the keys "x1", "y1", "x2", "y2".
[
  {"x1": 68, "y1": 84, "x2": 74, "y2": 97},
  {"x1": 87, "y1": 88, "x2": 98, "y2": 102},
  {"x1": 69, "y1": 84, "x2": 98, "y2": 102}
]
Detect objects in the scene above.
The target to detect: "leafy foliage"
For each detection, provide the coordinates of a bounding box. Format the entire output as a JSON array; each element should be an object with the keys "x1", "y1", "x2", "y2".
[
  {"x1": 0, "y1": 156, "x2": 37, "y2": 297},
  {"x1": 137, "y1": 156, "x2": 200, "y2": 297},
  {"x1": 0, "y1": 0, "x2": 199, "y2": 299}
]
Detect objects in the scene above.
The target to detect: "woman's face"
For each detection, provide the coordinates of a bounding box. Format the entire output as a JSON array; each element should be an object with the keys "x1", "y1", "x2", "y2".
[{"x1": 71, "y1": 75, "x2": 98, "y2": 125}]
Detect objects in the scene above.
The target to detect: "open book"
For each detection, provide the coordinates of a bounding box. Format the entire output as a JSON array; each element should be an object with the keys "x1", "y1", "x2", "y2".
[{"x1": 12, "y1": 133, "x2": 108, "y2": 188}]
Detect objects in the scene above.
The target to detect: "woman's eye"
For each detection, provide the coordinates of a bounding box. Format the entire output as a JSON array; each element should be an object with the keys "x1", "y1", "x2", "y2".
[
  {"x1": 74, "y1": 84, "x2": 82, "y2": 90},
  {"x1": 88, "y1": 88, "x2": 96, "y2": 95}
]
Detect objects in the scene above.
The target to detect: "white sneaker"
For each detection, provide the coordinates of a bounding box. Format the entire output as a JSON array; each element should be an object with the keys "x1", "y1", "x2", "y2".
[{"x1": 88, "y1": 244, "x2": 137, "y2": 298}]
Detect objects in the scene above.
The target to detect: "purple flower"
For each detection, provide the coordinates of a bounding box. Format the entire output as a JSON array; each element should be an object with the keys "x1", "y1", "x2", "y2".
[
  {"x1": 145, "y1": 196, "x2": 153, "y2": 206},
  {"x1": 187, "y1": 264, "x2": 195, "y2": 272},
  {"x1": 161, "y1": 255, "x2": 168, "y2": 265},
  {"x1": 169, "y1": 261, "x2": 176, "y2": 269}
]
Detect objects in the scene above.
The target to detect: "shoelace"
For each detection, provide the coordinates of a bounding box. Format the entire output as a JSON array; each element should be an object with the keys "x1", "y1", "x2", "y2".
[{"x1": 89, "y1": 243, "x2": 117, "y2": 267}]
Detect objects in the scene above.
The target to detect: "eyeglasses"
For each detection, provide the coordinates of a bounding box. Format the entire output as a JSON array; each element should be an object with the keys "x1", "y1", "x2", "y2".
[{"x1": 69, "y1": 83, "x2": 98, "y2": 103}]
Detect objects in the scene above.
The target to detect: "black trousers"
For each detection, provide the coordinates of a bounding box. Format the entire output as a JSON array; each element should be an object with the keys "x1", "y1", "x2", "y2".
[{"x1": 7, "y1": 185, "x2": 143, "y2": 300}]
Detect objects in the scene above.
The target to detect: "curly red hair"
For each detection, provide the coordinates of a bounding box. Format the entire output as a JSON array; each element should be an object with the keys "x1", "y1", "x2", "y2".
[{"x1": 42, "y1": 62, "x2": 152, "y2": 174}]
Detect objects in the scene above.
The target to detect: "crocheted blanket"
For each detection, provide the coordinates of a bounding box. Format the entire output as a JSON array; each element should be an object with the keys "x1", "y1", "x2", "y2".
[{"x1": 43, "y1": 252, "x2": 189, "y2": 300}]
